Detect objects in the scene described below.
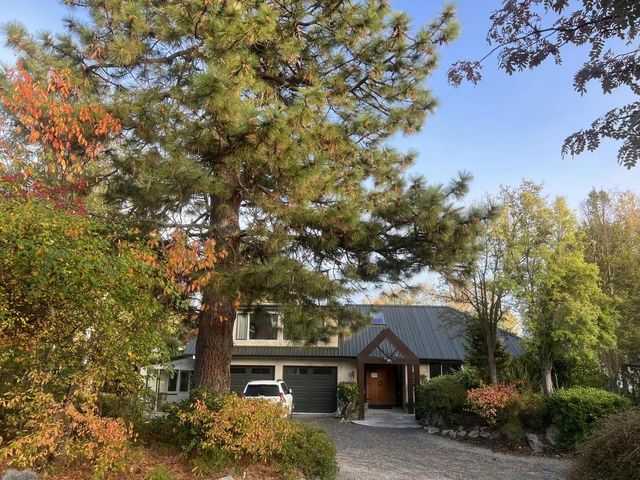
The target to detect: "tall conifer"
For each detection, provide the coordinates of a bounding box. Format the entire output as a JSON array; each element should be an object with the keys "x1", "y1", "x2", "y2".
[{"x1": 3, "y1": 1, "x2": 491, "y2": 392}]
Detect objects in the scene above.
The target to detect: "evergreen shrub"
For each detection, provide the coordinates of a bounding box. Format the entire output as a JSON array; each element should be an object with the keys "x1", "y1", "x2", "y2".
[
  {"x1": 547, "y1": 387, "x2": 631, "y2": 449},
  {"x1": 415, "y1": 376, "x2": 467, "y2": 426}
]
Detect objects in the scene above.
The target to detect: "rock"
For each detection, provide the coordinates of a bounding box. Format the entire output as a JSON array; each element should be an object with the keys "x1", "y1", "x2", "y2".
[
  {"x1": 468, "y1": 429, "x2": 480, "y2": 438},
  {"x1": 457, "y1": 430, "x2": 467, "y2": 438},
  {"x1": 218, "y1": 476, "x2": 235, "y2": 480},
  {"x1": 427, "y1": 427, "x2": 440, "y2": 434},
  {"x1": 448, "y1": 430, "x2": 457, "y2": 439},
  {"x1": 479, "y1": 431, "x2": 491, "y2": 439},
  {"x1": 489, "y1": 431, "x2": 500, "y2": 440},
  {"x1": 525, "y1": 433, "x2": 544, "y2": 453},
  {"x1": 441, "y1": 429, "x2": 452, "y2": 436},
  {"x1": 546, "y1": 424, "x2": 560, "y2": 447},
  {"x1": 2, "y1": 470, "x2": 39, "y2": 480}
]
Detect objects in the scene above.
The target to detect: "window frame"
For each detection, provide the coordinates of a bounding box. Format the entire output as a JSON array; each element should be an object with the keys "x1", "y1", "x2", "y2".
[{"x1": 235, "y1": 309, "x2": 282, "y2": 341}]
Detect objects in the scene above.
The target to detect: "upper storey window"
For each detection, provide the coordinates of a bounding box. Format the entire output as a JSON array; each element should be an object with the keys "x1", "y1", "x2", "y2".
[
  {"x1": 235, "y1": 309, "x2": 279, "y2": 340},
  {"x1": 250, "y1": 310, "x2": 278, "y2": 340}
]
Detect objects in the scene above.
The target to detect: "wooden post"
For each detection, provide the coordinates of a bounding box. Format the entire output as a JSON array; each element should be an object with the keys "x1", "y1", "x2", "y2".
[
  {"x1": 407, "y1": 364, "x2": 415, "y2": 414},
  {"x1": 357, "y1": 360, "x2": 365, "y2": 420}
]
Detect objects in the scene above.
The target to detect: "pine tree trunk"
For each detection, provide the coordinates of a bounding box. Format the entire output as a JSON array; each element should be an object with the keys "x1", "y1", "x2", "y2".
[
  {"x1": 192, "y1": 182, "x2": 241, "y2": 394},
  {"x1": 541, "y1": 357, "x2": 554, "y2": 396},
  {"x1": 193, "y1": 290, "x2": 236, "y2": 394}
]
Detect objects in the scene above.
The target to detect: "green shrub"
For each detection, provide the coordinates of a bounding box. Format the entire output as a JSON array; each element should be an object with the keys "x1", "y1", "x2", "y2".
[
  {"x1": 451, "y1": 367, "x2": 484, "y2": 390},
  {"x1": 518, "y1": 392, "x2": 547, "y2": 430},
  {"x1": 281, "y1": 422, "x2": 337, "y2": 480},
  {"x1": 415, "y1": 375, "x2": 467, "y2": 426},
  {"x1": 570, "y1": 408, "x2": 640, "y2": 480},
  {"x1": 548, "y1": 387, "x2": 632, "y2": 450},
  {"x1": 337, "y1": 382, "x2": 359, "y2": 419},
  {"x1": 500, "y1": 415, "x2": 524, "y2": 444},
  {"x1": 145, "y1": 465, "x2": 173, "y2": 480},
  {"x1": 99, "y1": 391, "x2": 151, "y2": 426},
  {"x1": 137, "y1": 390, "x2": 223, "y2": 449}
]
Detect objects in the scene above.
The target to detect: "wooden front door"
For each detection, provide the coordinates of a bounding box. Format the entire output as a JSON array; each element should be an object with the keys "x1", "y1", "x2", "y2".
[{"x1": 365, "y1": 365, "x2": 396, "y2": 407}]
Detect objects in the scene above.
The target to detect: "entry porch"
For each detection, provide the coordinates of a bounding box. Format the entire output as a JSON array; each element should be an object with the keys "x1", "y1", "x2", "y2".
[{"x1": 356, "y1": 328, "x2": 420, "y2": 420}]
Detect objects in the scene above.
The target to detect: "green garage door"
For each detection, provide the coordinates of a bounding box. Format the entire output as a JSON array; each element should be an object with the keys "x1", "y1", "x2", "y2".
[
  {"x1": 230, "y1": 365, "x2": 274, "y2": 393},
  {"x1": 283, "y1": 366, "x2": 337, "y2": 413}
]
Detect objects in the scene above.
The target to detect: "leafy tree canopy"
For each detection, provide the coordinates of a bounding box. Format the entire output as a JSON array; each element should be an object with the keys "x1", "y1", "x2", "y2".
[
  {"x1": 449, "y1": 0, "x2": 640, "y2": 168},
  {"x1": 0, "y1": 194, "x2": 172, "y2": 406}
]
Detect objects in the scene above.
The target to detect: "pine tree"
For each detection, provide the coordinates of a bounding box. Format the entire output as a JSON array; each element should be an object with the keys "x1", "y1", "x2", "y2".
[{"x1": 2, "y1": 1, "x2": 492, "y2": 393}]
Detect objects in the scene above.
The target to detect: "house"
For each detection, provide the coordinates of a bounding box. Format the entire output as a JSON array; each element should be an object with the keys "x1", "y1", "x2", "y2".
[{"x1": 145, "y1": 304, "x2": 521, "y2": 418}]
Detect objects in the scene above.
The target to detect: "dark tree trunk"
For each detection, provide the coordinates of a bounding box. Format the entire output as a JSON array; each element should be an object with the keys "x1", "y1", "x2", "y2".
[
  {"x1": 192, "y1": 178, "x2": 241, "y2": 394},
  {"x1": 193, "y1": 290, "x2": 236, "y2": 394}
]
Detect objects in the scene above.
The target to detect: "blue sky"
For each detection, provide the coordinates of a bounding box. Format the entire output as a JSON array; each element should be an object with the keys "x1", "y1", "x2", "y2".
[{"x1": 1, "y1": 1, "x2": 638, "y2": 208}]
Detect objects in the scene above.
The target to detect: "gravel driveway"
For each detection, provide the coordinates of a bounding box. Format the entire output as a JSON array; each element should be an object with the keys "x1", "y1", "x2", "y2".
[{"x1": 301, "y1": 417, "x2": 571, "y2": 480}]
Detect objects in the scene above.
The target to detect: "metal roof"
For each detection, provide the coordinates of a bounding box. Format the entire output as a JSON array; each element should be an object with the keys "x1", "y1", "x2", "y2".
[{"x1": 183, "y1": 304, "x2": 522, "y2": 361}]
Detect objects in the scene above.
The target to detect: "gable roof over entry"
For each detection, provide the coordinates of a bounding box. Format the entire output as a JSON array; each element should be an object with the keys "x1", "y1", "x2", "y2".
[{"x1": 183, "y1": 304, "x2": 522, "y2": 361}]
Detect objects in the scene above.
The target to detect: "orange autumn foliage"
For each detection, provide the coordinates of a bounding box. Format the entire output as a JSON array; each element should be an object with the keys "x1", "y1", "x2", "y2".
[
  {"x1": 1, "y1": 63, "x2": 121, "y2": 182},
  {"x1": 148, "y1": 232, "x2": 223, "y2": 295},
  {"x1": 175, "y1": 393, "x2": 290, "y2": 461},
  {"x1": 0, "y1": 382, "x2": 132, "y2": 478},
  {"x1": 466, "y1": 383, "x2": 521, "y2": 425}
]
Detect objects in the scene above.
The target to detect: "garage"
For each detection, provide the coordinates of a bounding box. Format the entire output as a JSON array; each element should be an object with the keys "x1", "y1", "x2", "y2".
[
  {"x1": 230, "y1": 365, "x2": 274, "y2": 393},
  {"x1": 283, "y1": 366, "x2": 337, "y2": 413}
]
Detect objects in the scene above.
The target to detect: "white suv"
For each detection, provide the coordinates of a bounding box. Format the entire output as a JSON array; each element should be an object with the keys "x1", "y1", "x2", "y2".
[{"x1": 242, "y1": 380, "x2": 294, "y2": 416}]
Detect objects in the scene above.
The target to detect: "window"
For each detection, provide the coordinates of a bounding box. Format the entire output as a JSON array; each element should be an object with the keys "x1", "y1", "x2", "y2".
[
  {"x1": 429, "y1": 363, "x2": 442, "y2": 379},
  {"x1": 167, "y1": 371, "x2": 178, "y2": 392},
  {"x1": 280, "y1": 382, "x2": 290, "y2": 394},
  {"x1": 179, "y1": 370, "x2": 190, "y2": 392},
  {"x1": 235, "y1": 312, "x2": 249, "y2": 340},
  {"x1": 443, "y1": 363, "x2": 461, "y2": 375},
  {"x1": 313, "y1": 367, "x2": 332, "y2": 375},
  {"x1": 251, "y1": 367, "x2": 272, "y2": 375},
  {"x1": 244, "y1": 384, "x2": 281, "y2": 397},
  {"x1": 249, "y1": 310, "x2": 278, "y2": 340},
  {"x1": 231, "y1": 366, "x2": 246, "y2": 374}
]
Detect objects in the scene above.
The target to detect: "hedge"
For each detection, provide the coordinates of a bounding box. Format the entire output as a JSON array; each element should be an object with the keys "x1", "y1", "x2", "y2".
[
  {"x1": 415, "y1": 375, "x2": 467, "y2": 426},
  {"x1": 547, "y1": 387, "x2": 631, "y2": 450}
]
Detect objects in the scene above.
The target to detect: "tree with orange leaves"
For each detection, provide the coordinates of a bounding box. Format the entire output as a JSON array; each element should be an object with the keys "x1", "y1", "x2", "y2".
[{"x1": 0, "y1": 63, "x2": 120, "y2": 206}]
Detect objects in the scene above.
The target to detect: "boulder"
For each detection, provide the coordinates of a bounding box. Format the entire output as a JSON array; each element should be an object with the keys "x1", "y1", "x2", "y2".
[
  {"x1": 525, "y1": 433, "x2": 544, "y2": 453},
  {"x1": 2, "y1": 470, "x2": 39, "y2": 480},
  {"x1": 545, "y1": 424, "x2": 560, "y2": 447},
  {"x1": 489, "y1": 431, "x2": 500, "y2": 440},
  {"x1": 427, "y1": 427, "x2": 440, "y2": 434},
  {"x1": 441, "y1": 429, "x2": 452, "y2": 436},
  {"x1": 468, "y1": 429, "x2": 480, "y2": 439},
  {"x1": 457, "y1": 430, "x2": 467, "y2": 438},
  {"x1": 479, "y1": 431, "x2": 491, "y2": 439},
  {"x1": 448, "y1": 430, "x2": 457, "y2": 439}
]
